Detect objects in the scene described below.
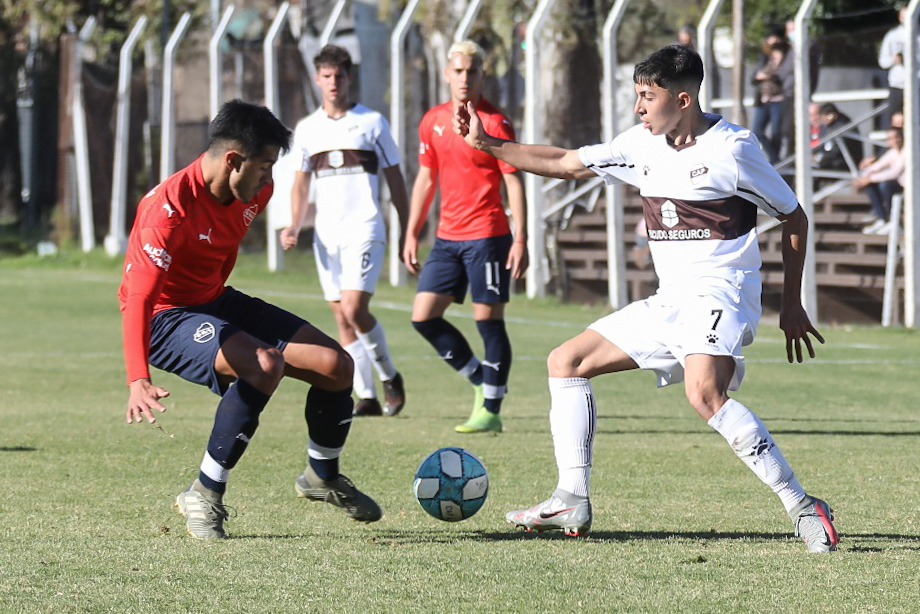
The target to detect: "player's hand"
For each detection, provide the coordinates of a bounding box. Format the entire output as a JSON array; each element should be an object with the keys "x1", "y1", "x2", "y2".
[
  {"x1": 779, "y1": 304, "x2": 825, "y2": 363},
  {"x1": 453, "y1": 101, "x2": 487, "y2": 149},
  {"x1": 126, "y1": 378, "x2": 170, "y2": 424},
  {"x1": 280, "y1": 226, "x2": 298, "y2": 250},
  {"x1": 506, "y1": 241, "x2": 529, "y2": 279},
  {"x1": 403, "y1": 235, "x2": 420, "y2": 275}
]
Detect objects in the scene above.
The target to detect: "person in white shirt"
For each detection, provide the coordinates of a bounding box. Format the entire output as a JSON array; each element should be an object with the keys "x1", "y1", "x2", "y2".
[
  {"x1": 453, "y1": 44, "x2": 839, "y2": 553},
  {"x1": 878, "y1": 6, "x2": 908, "y2": 124},
  {"x1": 855, "y1": 127, "x2": 905, "y2": 235},
  {"x1": 281, "y1": 45, "x2": 410, "y2": 418}
]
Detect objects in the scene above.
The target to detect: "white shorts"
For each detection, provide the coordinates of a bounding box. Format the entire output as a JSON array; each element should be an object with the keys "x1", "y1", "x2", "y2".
[
  {"x1": 588, "y1": 292, "x2": 759, "y2": 390},
  {"x1": 313, "y1": 237, "x2": 386, "y2": 301}
]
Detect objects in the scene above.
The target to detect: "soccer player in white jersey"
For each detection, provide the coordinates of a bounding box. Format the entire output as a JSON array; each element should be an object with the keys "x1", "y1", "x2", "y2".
[
  {"x1": 282, "y1": 45, "x2": 410, "y2": 418},
  {"x1": 453, "y1": 44, "x2": 839, "y2": 552}
]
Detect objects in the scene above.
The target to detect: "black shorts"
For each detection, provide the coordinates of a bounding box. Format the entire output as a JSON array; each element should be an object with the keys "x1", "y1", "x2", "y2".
[
  {"x1": 417, "y1": 234, "x2": 512, "y2": 304},
  {"x1": 148, "y1": 287, "x2": 305, "y2": 395}
]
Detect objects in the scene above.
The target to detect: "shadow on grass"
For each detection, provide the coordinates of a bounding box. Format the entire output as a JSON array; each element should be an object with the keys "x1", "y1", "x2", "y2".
[{"x1": 0, "y1": 446, "x2": 37, "y2": 452}]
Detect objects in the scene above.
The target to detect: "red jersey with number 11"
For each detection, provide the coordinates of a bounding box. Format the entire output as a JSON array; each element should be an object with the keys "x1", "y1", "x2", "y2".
[{"x1": 418, "y1": 98, "x2": 518, "y2": 240}]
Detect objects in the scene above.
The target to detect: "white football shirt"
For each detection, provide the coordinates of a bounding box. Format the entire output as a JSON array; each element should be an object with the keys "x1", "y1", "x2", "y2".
[
  {"x1": 292, "y1": 103, "x2": 400, "y2": 245},
  {"x1": 579, "y1": 113, "x2": 798, "y2": 301}
]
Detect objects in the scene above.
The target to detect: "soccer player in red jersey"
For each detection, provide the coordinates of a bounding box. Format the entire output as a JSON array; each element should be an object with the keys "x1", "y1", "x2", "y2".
[
  {"x1": 119, "y1": 100, "x2": 380, "y2": 539},
  {"x1": 403, "y1": 40, "x2": 528, "y2": 434}
]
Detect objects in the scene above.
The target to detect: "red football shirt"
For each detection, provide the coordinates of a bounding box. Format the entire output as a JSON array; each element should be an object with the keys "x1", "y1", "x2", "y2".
[
  {"x1": 418, "y1": 98, "x2": 518, "y2": 240},
  {"x1": 118, "y1": 154, "x2": 273, "y2": 384}
]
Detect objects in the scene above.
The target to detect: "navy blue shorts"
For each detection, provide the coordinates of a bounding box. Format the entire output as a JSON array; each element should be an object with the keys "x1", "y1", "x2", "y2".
[
  {"x1": 148, "y1": 287, "x2": 306, "y2": 395},
  {"x1": 417, "y1": 234, "x2": 512, "y2": 304}
]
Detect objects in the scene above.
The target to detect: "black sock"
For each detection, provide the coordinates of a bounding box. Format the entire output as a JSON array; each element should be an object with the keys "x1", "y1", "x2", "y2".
[
  {"x1": 412, "y1": 317, "x2": 482, "y2": 385},
  {"x1": 305, "y1": 386, "x2": 353, "y2": 480},
  {"x1": 476, "y1": 319, "x2": 512, "y2": 415},
  {"x1": 200, "y1": 379, "x2": 269, "y2": 493}
]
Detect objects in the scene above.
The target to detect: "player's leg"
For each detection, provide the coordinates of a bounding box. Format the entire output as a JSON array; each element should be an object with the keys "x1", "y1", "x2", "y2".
[
  {"x1": 149, "y1": 301, "x2": 284, "y2": 539},
  {"x1": 506, "y1": 328, "x2": 638, "y2": 536},
  {"x1": 338, "y1": 240, "x2": 405, "y2": 415},
  {"x1": 411, "y1": 239, "x2": 485, "y2": 405},
  {"x1": 454, "y1": 235, "x2": 513, "y2": 433},
  {"x1": 680, "y1": 299, "x2": 837, "y2": 552},
  {"x1": 330, "y1": 299, "x2": 381, "y2": 417},
  {"x1": 281, "y1": 322, "x2": 381, "y2": 522}
]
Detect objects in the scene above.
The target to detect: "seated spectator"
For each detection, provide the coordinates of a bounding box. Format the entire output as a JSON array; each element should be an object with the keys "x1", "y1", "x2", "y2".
[
  {"x1": 853, "y1": 127, "x2": 904, "y2": 235},
  {"x1": 813, "y1": 103, "x2": 863, "y2": 173},
  {"x1": 808, "y1": 102, "x2": 823, "y2": 150}
]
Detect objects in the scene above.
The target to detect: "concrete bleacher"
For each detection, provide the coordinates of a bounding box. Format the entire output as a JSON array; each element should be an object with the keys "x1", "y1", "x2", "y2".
[{"x1": 553, "y1": 187, "x2": 901, "y2": 324}]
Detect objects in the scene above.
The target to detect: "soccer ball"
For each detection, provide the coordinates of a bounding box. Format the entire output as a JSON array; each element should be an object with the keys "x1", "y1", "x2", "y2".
[{"x1": 413, "y1": 447, "x2": 489, "y2": 522}]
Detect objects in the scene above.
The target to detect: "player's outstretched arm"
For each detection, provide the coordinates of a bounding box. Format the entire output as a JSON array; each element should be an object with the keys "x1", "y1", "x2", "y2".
[
  {"x1": 453, "y1": 101, "x2": 594, "y2": 180},
  {"x1": 778, "y1": 205, "x2": 825, "y2": 363},
  {"x1": 126, "y1": 378, "x2": 170, "y2": 424}
]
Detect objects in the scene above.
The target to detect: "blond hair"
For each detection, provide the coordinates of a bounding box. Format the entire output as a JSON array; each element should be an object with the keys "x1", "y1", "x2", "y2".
[{"x1": 447, "y1": 40, "x2": 484, "y2": 67}]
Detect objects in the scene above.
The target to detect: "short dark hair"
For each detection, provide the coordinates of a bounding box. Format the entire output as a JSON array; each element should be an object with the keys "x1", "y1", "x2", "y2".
[
  {"x1": 208, "y1": 99, "x2": 292, "y2": 158},
  {"x1": 818, "y1": 102, "x2": 840, "y2": 116},
  {"x1": 633, "y1": 44, "x2": 704, "y2": 94},
  {"x1": 313, "y1": 44, "x2": 353, "y2": 73}
]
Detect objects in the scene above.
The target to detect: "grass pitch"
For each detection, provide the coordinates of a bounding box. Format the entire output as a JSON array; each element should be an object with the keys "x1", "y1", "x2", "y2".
[{"x1": 1, "y1": 250, "x2": 919, "y2": 613}]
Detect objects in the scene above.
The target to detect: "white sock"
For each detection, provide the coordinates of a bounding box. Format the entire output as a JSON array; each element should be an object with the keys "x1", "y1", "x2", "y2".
[
  {"x1": 708, "y1": 398, "x2": 806, "y2": 513},
  {"x1": 357, "y1": 322, "x2": 398, "y2": 381},
  {"x1": 548, "y1": 377, "x2": 596, "y2": 498},
  {"x1": 483, "y1": 383, "x2": 506, "y2": 400},
  {"x1": 200, "y1": 452, "x2": 229, "y2": 484},
  {"x1": 344, "y1": 340, "x2": 375, "y2": 399}
]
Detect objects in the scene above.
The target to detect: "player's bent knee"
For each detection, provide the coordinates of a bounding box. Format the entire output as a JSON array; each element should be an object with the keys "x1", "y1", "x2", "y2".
[{"x1": 547, "y1": 345, "x2": 582, "y2": 378}]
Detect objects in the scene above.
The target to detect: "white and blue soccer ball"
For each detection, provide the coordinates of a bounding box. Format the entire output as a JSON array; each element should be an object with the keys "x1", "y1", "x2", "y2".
[{"x1": 413, "y1": 447, "x2": 489, "y2": 522}]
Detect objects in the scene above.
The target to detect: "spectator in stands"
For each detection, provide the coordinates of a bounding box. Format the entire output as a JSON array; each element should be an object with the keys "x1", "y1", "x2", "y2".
[
  {"x1": 677, "y1": 24, "x2": 696, "y2": 50},
  {"x1": 878, "y1": 5, "x2": 908, "y2": 125},
  {"x1": 890, "y1": 110, "x2": 905, "y2": 129},
  {"x1": 814, "y1": 103, "x2": 863, "y2": 174},
  {"x1": 752, "y1": 31, "x2": 793, "y2": 164},
  {"x1": 809, "y1": 102, "x2": 823, "y2": 150},
  {"x1": 854, "y1": 127, "x2": 905, "y2": 235}
]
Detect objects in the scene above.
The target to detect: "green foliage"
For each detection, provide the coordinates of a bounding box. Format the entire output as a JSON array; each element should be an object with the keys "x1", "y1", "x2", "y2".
[{"x1": 2, "y1": 252, "x2": 920, "y2": 613}]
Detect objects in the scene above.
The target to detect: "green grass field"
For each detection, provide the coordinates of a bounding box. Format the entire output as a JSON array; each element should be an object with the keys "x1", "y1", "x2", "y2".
[{"x1": 2, "y1": 250, "x2": 919, "y2": 613}]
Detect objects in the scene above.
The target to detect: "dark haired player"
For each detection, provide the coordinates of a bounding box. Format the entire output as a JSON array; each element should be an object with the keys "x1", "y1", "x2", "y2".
[
  {"x1": 281, "y1": 45, "x2": 409, "y2": 418},
  {"x1": 454, "y1": 45, "x2": 838, "y2": 552},
  {"x1": 120, "y1": 99, "x2": 381, "y2": 539}
]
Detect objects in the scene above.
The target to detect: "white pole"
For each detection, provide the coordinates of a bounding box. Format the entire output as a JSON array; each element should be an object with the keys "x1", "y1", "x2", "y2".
[
  {"x1": 454, "y1": 0, "x2": 484, "y2": 42},
  {"x1": 882, "y1": 194, "x2": 903, "y2": 326},
  {"x1": 209, "y1": 6, "x2": 235, "y2": 120},
  {"x1": 74, "y1": 17, "x2": 97, "y2": 253},
  {"x1": 601, "y1": 0, "x2": 630, "y2": 310},
  {"x1": 698, "y1": 0, "x2": 727, "y2": 112},
  {"x1": 106, "y1": 16, "x2": 147, "y2": 257},
  {"x1": 524, "y1": 0, "x2": 556, "y2": 299},
  {"x1": 904, "y1": 0, "x2": 920, "y2": 327},
  {"x1": 793, "y1": 0, "x2": 819, "y2": 320},
  {"x1": 388, "y1": 0, "x2": 423, "y2": 287},
  {"x1": 319, "y1": 0, "x2": 348, "y2": 46},
  {"x1": 264, "y1": 2, "x2": 290, "y2": 273},
  {"x1": 160, "y1": 12, "x2": 192, "y2": 182}
]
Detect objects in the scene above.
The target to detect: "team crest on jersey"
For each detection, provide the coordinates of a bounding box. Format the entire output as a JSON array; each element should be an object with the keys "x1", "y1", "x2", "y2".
[
  {"x1": 193, "y1": 322, "x2": 216, "y2": 344},
  {"x1": 690, "y1": 164, "x2": 709, "y2": 185},
  {"x1": 328, "y1": 150, "x2": 344, "y2": 168},
  {"x1": 243, "y1": 203, "x2": 259, "y2": 226},
  {"x1": 660, "y1": 200, "x2": 679, "y2": 228}
]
